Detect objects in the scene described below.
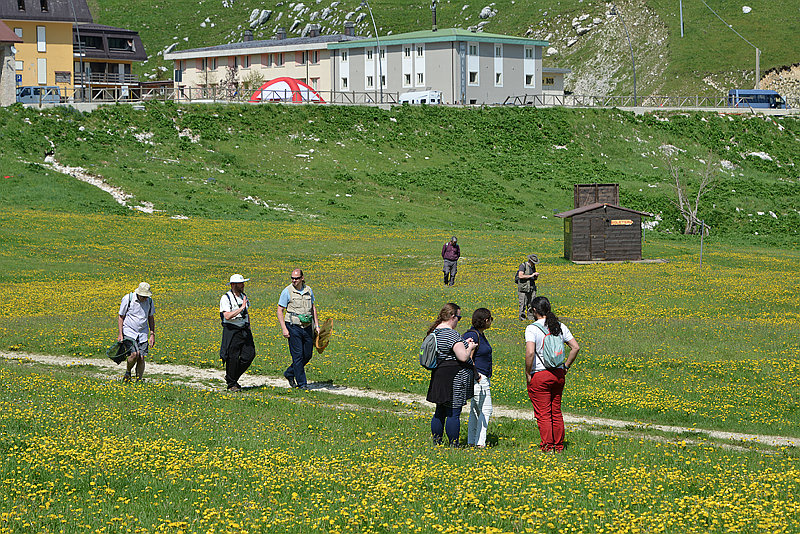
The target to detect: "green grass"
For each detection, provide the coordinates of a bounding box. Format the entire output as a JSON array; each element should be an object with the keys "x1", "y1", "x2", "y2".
[{"x1": 2, "y1": 361, "x2": 799, "y2": 533}]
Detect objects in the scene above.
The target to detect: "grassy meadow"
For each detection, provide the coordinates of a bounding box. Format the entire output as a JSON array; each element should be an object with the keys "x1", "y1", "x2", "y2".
[
  {"x1": 1, "y1": 103, "x2": 800, "y2": 531},
  {"x1": 2, "y1": 362, "x2": 800, "y2": 534}
]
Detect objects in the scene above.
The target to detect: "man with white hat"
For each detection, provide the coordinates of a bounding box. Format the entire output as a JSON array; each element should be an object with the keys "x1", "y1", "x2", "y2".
[
  {"x1": 517, "y1": 254, "x2": 540, "y2": 321},
  {"x1": 220, "y1": 274, "x2": 256, "y2": 392},
  {"x1": 118, "y1": 282, "x2": 156, "y2": 382}
]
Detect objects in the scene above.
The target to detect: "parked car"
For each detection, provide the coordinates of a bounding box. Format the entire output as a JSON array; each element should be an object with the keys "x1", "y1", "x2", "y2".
[
  {"x1": 399, "y1": 90, "x2": 442, "y2": 105},
  {"x1": 16, "y1": 86, "x2": 61, "y2": 104}
]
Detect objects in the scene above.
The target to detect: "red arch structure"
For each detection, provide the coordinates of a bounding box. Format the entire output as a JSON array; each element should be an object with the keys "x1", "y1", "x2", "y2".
[{"x1": 249, "y1": 77, "x2": 326, "y2": 103}]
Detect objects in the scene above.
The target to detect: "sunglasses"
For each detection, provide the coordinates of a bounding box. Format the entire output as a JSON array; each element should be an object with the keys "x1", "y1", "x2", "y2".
[
  {"x1": 455, "y1": 314, "x2": 462, "y2": 321},
  {"x1": 291, "y1": 276, "x2": 302, "y2": 280}
]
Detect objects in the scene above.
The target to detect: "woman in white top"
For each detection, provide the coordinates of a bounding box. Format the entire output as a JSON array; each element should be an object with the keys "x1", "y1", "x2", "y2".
[{"x1": 524, "y1": 296, "x2": 580, "y2": 452}]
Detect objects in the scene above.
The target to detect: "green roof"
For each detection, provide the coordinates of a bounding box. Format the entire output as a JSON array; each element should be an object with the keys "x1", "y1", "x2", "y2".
[{"x1": 328, "y1": 28, "x2": 547, "y2": 49}]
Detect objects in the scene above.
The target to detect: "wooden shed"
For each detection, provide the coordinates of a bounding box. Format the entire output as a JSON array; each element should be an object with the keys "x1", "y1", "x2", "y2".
[
  {"x1": 555, "y1": 203, "x2": 652, "y2": 262},
  {"x1": 574, "y1": 183, "x2": 619, "y2": 208}
]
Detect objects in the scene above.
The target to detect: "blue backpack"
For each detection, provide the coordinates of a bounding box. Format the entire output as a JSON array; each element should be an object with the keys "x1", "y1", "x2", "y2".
[{"x1": 533, "y1": 322, "x2": 565, "y2": 369}]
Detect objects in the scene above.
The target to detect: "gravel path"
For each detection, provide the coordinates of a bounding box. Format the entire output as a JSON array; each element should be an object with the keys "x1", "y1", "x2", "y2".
[{"x1": 2, "y1": 351, "x2": 796, "y2": 449}]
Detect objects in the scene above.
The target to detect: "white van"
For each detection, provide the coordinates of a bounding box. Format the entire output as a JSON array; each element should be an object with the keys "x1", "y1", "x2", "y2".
[
  {"x1": 16, "y1": 86, "x2": 61, "y2": 104},
  {"x1": 399, "y1": 90, "x2": 442, "y2": 105}
]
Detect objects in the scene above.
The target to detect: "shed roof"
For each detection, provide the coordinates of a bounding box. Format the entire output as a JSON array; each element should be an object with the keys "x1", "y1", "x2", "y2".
[
  {"x1": 328, "y1": 27, "x2": 548, "y2": 49},
  {"x1": 554, "y1": 203, "x2": 652, "y2": 218},
  {"x1": 0, "y1": 20, "x2": 22, "y2": 42}
]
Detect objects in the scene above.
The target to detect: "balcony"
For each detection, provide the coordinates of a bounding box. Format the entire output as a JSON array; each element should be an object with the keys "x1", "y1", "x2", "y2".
[{"x1": 74, "y1": 72, "x2": 140, "y2": 86}]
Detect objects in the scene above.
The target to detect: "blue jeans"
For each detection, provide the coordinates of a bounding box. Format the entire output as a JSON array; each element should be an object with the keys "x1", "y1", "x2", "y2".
[
  {"x1": 284, "y1": 322, "x2": 314, "y2": 388},
  {"x1": 431, "y1": 404, "x2": 463, "y2": 446}
]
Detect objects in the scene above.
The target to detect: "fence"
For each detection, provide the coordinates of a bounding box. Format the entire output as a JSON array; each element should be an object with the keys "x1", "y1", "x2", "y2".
[
  {"x1": 20, "y1": 85, "x2": 800, "y2": 110},
  {"x1": 504, "y1": 93, "x2": 800, "y2": 109}
]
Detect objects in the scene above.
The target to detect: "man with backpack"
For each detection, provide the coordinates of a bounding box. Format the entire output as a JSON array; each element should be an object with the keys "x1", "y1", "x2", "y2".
[
  {"x1": 117, "y1": 282, "x2": 156, "y2": 382},
  {"x1": 441, "y1": 236, "x2": 461, "y2": 286},
  {"x1": 277, "y1": 268, "x2": 320, "y2": 390},
  {"x1": 517, "y1": 254, "x2": 539, "y2": 321},
  {"x1": 220, "y1": 274, "x2": 256, "y2": 392}
]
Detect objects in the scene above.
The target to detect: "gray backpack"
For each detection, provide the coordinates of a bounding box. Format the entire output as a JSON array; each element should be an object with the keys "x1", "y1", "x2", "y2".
[{"x1": 419, "y1": 332, "x2": 439, "y2": 370}]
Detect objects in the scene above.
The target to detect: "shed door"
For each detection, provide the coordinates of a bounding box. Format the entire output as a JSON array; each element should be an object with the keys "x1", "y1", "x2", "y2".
[{"x1": 590, "y1": 217, "x2": 606, "y2": 260}]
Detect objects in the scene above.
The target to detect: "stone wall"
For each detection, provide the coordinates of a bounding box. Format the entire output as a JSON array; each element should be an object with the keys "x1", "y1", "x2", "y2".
[{"x1": 0, "y1": 44, "x2": 16, "y2": 107}]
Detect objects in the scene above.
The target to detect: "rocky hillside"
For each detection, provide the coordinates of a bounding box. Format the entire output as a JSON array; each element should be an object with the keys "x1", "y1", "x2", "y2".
[{"x1": 92, "y1": 0, "x2": 799, "y2": 101}]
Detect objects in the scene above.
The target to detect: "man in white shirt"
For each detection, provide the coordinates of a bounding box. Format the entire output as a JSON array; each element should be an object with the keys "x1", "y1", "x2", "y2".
[
  {"x1": 118, "y1": 282, "x2": 155, "y2": 382},
  {"x1": 220, "y1": 274, "x2": 256, "y2": 392}
]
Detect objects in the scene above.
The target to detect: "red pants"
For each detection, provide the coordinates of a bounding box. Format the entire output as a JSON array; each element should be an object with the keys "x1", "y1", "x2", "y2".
[{"x1": 527, "y1": 369, "x2": 567, "y2": 452}]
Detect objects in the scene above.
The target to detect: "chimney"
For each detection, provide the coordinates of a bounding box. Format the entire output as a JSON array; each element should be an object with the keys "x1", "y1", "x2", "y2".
[
  {"x1": 344, "y1": 21, "x2": 355, "y2": 37},
  {"x1": 243, "y1": 30, "x2": 253, "y2": 41},
  {"x1": 431, "y1": 0, "x2": 438, "y2": 32},
  {"x1": 276, "y1": 27, "x2": 286, "y2": 40},
  {"x1": 309, "y1": 24, "x2": 320, "y2": 38}
]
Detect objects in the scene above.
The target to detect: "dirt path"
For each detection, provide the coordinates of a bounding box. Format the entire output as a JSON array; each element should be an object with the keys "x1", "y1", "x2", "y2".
[{"x1": 2, "y1": 351, "x2": 796, "y2": 450}]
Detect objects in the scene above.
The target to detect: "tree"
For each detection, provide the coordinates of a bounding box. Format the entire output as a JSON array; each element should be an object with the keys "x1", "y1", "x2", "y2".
[{"x1": 661, "y1": 144, "x2": 715, "y2": 235}]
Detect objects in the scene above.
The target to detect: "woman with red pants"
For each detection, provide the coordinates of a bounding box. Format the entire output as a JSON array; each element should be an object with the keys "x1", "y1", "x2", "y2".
[{"x1": 524, "y1": 296, "x2": 580, "y2": 452}]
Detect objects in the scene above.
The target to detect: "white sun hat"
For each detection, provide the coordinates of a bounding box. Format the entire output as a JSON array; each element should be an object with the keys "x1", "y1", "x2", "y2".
[{"x1": 229, "y1": 274, "x2": 250, "y2": 284}]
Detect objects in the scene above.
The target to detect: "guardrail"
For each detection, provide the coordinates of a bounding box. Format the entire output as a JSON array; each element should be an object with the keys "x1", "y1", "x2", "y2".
[
  {"x1": 23, "y1": 85, "x2": 800, "y2": 110},
  {"x1": 504, "y1": 93, "x2": 800, "y2": 109}
]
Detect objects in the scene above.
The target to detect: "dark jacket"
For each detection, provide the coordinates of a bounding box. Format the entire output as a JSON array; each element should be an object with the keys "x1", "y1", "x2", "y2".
[{"x1": 442, "y1": 242, "x2": 460, "y2": 261}]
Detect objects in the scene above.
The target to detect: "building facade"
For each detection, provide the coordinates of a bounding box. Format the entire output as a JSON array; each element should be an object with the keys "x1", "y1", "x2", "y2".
[
  {"x1": 328, "y1": 28, "x2": 548, "y2": 105},
  {"x1": 73, "y1": 23, "x2": 147, "y2": 90},
  {"x1": 1, "y1": 0, "x2": 91, "y2": 90},
  {"x1": 165, "y1": 25, "x2": 364, "y2": 96}
]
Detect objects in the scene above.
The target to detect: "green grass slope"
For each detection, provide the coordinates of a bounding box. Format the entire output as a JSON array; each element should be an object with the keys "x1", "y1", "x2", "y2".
[
  {"x1": 1, "y1": 103, "x2": 798, "y2": 247},
  {"x1": 88, "y1": 0, "x2": 800, "y2": 96}
]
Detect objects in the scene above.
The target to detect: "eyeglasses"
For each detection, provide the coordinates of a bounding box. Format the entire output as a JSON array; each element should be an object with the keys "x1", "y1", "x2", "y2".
[
  {"x1": 455, "y1": 314, "x2": 462, "y2": 321},
  {"x1": 291, "y1": 276, "x2": 302, "y2": 280}
]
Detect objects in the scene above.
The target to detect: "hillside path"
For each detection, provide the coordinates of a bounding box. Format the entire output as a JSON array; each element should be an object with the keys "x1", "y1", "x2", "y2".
[{"x1": 2, "y1": 351, "x2": 796, "y2": 450}]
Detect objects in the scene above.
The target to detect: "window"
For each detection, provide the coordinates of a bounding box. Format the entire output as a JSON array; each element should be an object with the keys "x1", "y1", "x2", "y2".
[
  {"x1": 417, "y1": 46, "x2": 423, "y2": 57},
  {"x1": 263, "y1": 53, "x2": 271, "y2": 67},
  {"x1": 404, "y1": 47, "x2": 411, "y2": 57},
  {"x1": 468, "y1": 44, "x2": 478, "y2": 56},
  {"x1": 417, "y1": 73, "x2": 424, "y2": 84},
  {"x1": 469, "y1": 71, "x2": 478, "y2": 84},
  {"x1": 36, "y1": 26, "x2": 46, "y2": 53},
  {"x1": 211, "y1": 58, "x2": 217, "y2": 70},
  {"x1": 525, "y1": 47, "x2": 533, "y2": 59},
  {"x1": 366, "y1": 75, "x2": 374, "y2": 88},
  {"x1": 17, "y1": 0, "x2": 24, "y2": 11},
  {"x1": 341, "y1": 50, "x2": 348, "y2": 62},
  {"x1": 379, "y1": 49, "x2": 385, "y2": 59},
  {"x1": 312, "y1": 51, "x2": 319, "y2": 64},
  {"x1": 404, "y1": 73, "x2": 411, "y2": 85},
  {"x1": 311, "y1": 77, "x2": 319, "y2": 90},
  {"x1": 495, "y1": 46, "x2": 501, "y2": 57},
  {"x1": 341, "y1": 77, "x2": 348, "y2": 88},
  {"x1": 14, "y1": 28, "x2": 22, "y2": 38},
  {"x1": 543, "y1": 77, "x2": 555, "y2": 86},
  {"x1": 15, "y1": 60, "x2": 23, "y2": 71},
  {"x1": 78, "y1": 35, "x2": 103, "y2": 49},
  {"x1": 40, "y1": 0, "x2": 48, "y2": 12},
  {"x1": 495, "y1": 72, "x2": 502, "y2": 84},
  {"x1": 299, "y1": 51, "x2": 307, "y2": 64},
  {"x1": 526, "y1": 74, "x2": 534, "y2": 86},
  {"x1": 55, "y1": 71, "x2": 70, "y2": 83},
  {"x1": 381, "y1": 74, "x2": 386, "y2": 86},
  {"x1": 108, "y1": 38, "x2": 134, "y2": 51},
  {"x1": 37, "y1": 57, "x2": 47, "y2": 84},
  {"x1": 240, "y1": 55, "x2": 250, "y2": 68},
  {"x1": 366, "y1": 49, "x2": 373, "y2": 60},
  {"x1": 277, "y1": 53, "x2": 284, "y2": 66}
]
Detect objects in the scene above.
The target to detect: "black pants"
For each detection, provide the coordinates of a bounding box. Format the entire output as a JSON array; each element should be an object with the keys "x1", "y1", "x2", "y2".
[{"x1": 220, "y1": 324, "x2": 256, "y2": 388}]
